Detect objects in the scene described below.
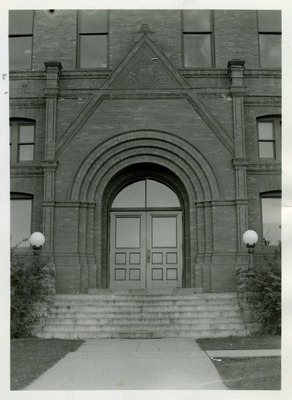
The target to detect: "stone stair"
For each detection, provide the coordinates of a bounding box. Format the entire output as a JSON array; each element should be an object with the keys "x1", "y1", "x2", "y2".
[{"x1": 37, "y1": 290, "x2": 248, "y2": 339}]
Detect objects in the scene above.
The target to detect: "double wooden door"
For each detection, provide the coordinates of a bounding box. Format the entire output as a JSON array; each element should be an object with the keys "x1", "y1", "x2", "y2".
[{"x1": 110, "y1": 211, "x2": 182, "y2": 289}]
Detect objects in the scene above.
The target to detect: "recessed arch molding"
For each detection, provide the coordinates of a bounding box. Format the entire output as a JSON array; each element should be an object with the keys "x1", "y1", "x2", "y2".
[{"x1": 68, "y1": 130, "x2": 223, "y2": 203}]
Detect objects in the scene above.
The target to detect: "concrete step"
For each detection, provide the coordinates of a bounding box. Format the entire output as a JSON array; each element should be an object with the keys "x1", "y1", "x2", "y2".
[
  {"x1": 53, "y1": 293, "x2": 239, "y2": 301},
  {"x1": 52, "y1": 299, "x2": 240, "y2": 307},
  {"x1": 46, "y1": 310, "x2": 242, "y2": 320},
  {"x1": 49, "y1": 304, "x2": 239, "y2": 313},
  {"x1": 43, "y1": 321, "x2": 245, "y2": 333},
  {"x1": 56, "y1": 291, "x2": 238, "y2": 297},
  {"x1": 39, "y1": 292, "x2": 247, "y2": 339},
  {"x1": 44, "y1": 315, "x2": 243, "y2": 325},
  {"x1": 38, "y1": 328, "x2": 247, "y2": 340}
]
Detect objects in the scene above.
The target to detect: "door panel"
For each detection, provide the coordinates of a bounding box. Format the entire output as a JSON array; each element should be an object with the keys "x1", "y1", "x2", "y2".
[
  {"x1": 147, "y1": 212, "x2": 182, "y2": 289},
  {"x1": 110, "y1": 213, "x2": 146, "y2": 289},
  {"x1": 110, "y1": 211, "x2": 182, "y2": 289}
]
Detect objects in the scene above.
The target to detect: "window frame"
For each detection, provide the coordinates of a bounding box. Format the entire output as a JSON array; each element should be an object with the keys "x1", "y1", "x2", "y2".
[
  {"x1": 111, "y1": 179, "x2": 181, "y2": 210},
  {"x1": 260, "y1": 191, "x2": 281, "y2": 248},
  {"x1": 10, "y1": 119, "x2": 35, "y2": 163},
  {"x1": 257, "y1": 115, "x2": 281, "y2": 160},
  {"x1": 182, "y1": 10, "x2": 214, "y2": 68},
  {"x1": 77, "y1": 10, "x2": 109, "y2": 69},
  {"x1": 257, "y1": 10, "x2": 281, "y2": 68},
  {"x1": 10, "y1": 193, "x2": 33, "y2": 248},
  {"x1": 9, "y1": 10, "x2": 34, "y2": 71}
]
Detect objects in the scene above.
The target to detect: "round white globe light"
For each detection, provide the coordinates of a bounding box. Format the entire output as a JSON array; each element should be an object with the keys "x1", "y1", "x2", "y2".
[
  {"x1": 29, "y1": 232, "x2": 46, "y2": 247},
  {"x1": 242, "y1": 230, "x2": 258, "y2": 245}
]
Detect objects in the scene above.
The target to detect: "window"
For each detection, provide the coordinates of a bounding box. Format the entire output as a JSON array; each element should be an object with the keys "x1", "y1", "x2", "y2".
[
  {"x1": 258, "y1": 10, "x2": 281, "y2": 68},
  {"x1": 257, "y1": 116, "x2": 281, "y2": 160},
  {"x1": 112, "y1": 180, "x2": 180, "y2": 209},
  {"x1": 78, "y1": 10, "x2": 108, "y2": 68},
  {"x1": 182, "y1": 10, "x2": 213, "y2": 68},
  {"x1": 9, "y1": 10, "x2": 34, "y2": 70},
  {"x1": 10, "y1": 119, "x2": 35, "y2": 163},
  {"x1": 261, "y1": 192, "x2": 281, "y2": 246},
  {"x1": 10, "y1": 193, "x2": 33, "y2": 247}
]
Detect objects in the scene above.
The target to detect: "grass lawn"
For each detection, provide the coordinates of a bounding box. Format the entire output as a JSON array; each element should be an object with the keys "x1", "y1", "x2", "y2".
[
  {"x1": 196, "y1": 335, "x2": 281, "y2": 390},
  {"x1": 11, "y1": 335, "x2": 281, "y2": 391},
  {"x1": 11, "y1": 338, "x2": 84, "y2": 390},
  {"x1": 196, "y1": 335, "x2": 281, "y2": 350}
]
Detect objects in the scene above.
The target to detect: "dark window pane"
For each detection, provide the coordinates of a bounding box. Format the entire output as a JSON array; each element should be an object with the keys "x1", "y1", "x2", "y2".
[
  {"x1": 183, "y1": 10, "x2": 211, "y2": 32},
  {"x1": 10, "y1": 199, "x2": 32, "y2": 247},
  {"x1": 184, "y1": 34, "x2": 211, "y2": 67},
  {"x1": 258, "y1": 122, "x2": 273, "y2": 140},
  {"x1": 262, "y1": 198, "x2": 281, "y2": 245},
  {"x1": 259, "y1": 34, "x2": 281, "y2": 67},
  {"x1": 9, "y1": 36, "x2": 32, "y2": 70},
  {"x1": 79, "y1": 10, "x2": 108, "y2": 33},
  {"x1": 18, "y1": 145, "x2": 34, "y2": 161},
  {"x1": 112, "y1": 181, "x2": 145, "y2": 208},
  {"x1": 147, "y1": 180, "x2": 180, "y2": 207},
  {"x1": 258, "y1": 10, "x2": 281, "y2": 32},
  {"x1": 80, "y1": 35, "x2": 107, "y2": 68},
  {"x1": 19, "y1": 125, "x2": 34, "y2": 142},
  {"x1": 9, "y1": 10, "x2": 33, "y2": 35},
  {"x1": 259, "y1": 142, "x2": 274, "y2": 158}
]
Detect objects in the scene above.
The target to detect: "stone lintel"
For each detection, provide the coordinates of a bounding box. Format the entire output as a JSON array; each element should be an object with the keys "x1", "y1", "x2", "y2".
[
  {"x1": 230, "y1": 86, "x2": 246, "y2": 96},
  {"x1": 233, "y1": 158, "x2": 249, "y2": 169},
  {"x1": 235, "y1": 199, "x2": 249, "y2": 206},
  {"x1": 42, "y1": 200, "x2": 56, "y2": 207},
  {"x1": 44, "y1": 87, "x2": 60, "y2": 97},
  {"x1": 41, "y1": 160, "x2": 58, "y2": 171}
]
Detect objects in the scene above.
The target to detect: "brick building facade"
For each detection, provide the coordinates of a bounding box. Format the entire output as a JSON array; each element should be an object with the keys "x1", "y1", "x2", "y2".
[{"x1": 10, "y1": 10, "x2": 281, "y2": 294}]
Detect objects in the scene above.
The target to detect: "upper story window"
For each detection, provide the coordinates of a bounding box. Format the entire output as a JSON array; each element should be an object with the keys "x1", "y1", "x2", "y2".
[
  {"x1": 9, "y1": 10, "x2": 34, "y2": 70},
  {"x1": 10, "y1": 119, "x2": 35, "y2": 163},
  {"x1": 261, "y1": 191, "x2": 281, "y2": 246},
  {"x1": 10, "y1": 193, "x2": 33, "y2": 248},
  {"x1": 257, "y1": 115, "x2": 281, "y2": 160},
  {"x1": 78, "y1": 10, "x2": 108, "y2": 68},
  {"x1": 182, "y1": 10, "x2": 213, "y2": 68},
  {"x1": 258, "y1": 10, "x2": 281, "y2": 68}
]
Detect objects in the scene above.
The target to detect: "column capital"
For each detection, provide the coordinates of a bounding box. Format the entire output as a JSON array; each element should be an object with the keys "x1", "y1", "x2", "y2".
[
  {"x1": 227, "y1": 59, "x2": 245, "y2": 87},
  {"x1": 44, "y1": 61, "x2": 63, "y2": 70},
  {"x1": 44, "y1": 61, "x2": 63, "y2": 91}
]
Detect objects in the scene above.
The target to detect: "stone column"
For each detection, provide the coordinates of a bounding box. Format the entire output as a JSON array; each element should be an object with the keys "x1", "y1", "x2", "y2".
[
  {"x1": 42, "y1": 62, "x2": 62, "y2": 258},
  {"x1": 228, "y1": 60, "x2": 251, "y2": 331},
  {"x1": 228, "y1": 60, "x2": 249, "y2": 252}
]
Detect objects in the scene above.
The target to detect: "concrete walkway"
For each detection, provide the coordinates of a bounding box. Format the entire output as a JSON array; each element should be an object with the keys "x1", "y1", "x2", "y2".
[{"x1": 24, "y1": 338, "x2": 228, "y2": 390}]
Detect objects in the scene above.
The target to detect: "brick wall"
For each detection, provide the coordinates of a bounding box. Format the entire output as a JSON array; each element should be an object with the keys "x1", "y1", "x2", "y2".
[
  {"x1": 9, "y1": 9, "x2": 281, "y2": 294},
  {"x1": 33, "y1": 10, "x2": 77, "y2": 70}
]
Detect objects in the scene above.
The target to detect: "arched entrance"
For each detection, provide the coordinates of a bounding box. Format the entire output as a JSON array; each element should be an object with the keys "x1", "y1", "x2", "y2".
[
  {"x1": 68, "y1": 130, "x2": 223, "y2": 291},
  {"x1": 109, "y1": 178, "x2": 183, "y2": 289}
]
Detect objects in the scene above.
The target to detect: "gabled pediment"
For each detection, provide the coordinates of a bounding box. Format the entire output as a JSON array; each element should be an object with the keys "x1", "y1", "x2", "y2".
[{"x1": 102, "y1": 31, "x2": 189, "y2": 90}]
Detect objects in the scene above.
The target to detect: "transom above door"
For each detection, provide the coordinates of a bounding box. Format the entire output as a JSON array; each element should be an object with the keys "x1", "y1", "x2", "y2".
[{"x1": 110, "y1": 179, "x2": 183, "y2": 289}]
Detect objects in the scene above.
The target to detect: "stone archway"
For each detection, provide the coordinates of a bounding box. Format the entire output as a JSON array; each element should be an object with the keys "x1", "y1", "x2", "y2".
[{"x1": 68, "y1": 130, "x2": 223, "y2": 290}]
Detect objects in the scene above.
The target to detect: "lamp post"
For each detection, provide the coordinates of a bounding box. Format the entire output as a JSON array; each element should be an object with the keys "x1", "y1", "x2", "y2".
[
  {"x1": 29, "y1": 232, "x2": 46, "y2": 257},
  {"x1": 242, "y1": 230, "x2": 258, "y2": 277}
]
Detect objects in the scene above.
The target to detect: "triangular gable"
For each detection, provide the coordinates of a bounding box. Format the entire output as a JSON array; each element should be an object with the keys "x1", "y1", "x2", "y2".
[{"x1": 102, "y1": 34, "x2": 189, "y2": 90}]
